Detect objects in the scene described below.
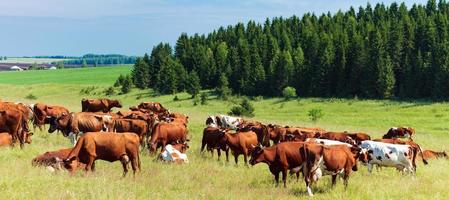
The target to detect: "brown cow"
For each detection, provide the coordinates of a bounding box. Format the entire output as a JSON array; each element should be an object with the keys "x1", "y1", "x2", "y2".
[
  {"x1": 383, "y1": 127, "x2": 415, "y2": 140},
  {"x1": 32, "y1": 148, "x2": 86, "y2": 171},
  {"x1": 300, "y1": 143, "x2": 361, "y2": 196},
  {"x1": 148, "y1": 122, "x2": 188, "y2": 153},
  {"x1": 33, "y1": 103, "x2": 69, "y2": 130},
  {"x1": 63, "y1": 132, "x2": 140, "y2": 177},
  {"x1": 81, "y1": 98, "x2": 122, "y2": 113},
  {"x1": 318, "y1": 132, "x2": 357, "y2": 146},
  {"x1": 347, "y1": 132, "x2": 371, "y2": 144},
  {"x1": 117, "y1": 110, "x2": 151, "y2": 121},
  {"x1": 219, "y1": 130, "x2": 258, "y2": 165},
  {"x1": 137, "y1": 102, "x2": 168, "y2": 113},
  {"x1": 112, "y1": 118, "x2": 150, "y2": 147},
  {"x1": 421, "y1": 150, "x2": 448, "y2": 160},
  {"x1": 49, "y1": 112, "x2": 109, "y2": 145},
  {"x1": 0, "y1": 106, "x2": 29, "y2": 147},
  {"x1": 249, "y1": 142, "x2": 306, "y2": 187},
  {"x1": 169, "y1": 113, "x2": 189, "y2": 125},
  {"x1": 201, "y1": 127, "x2": 229, "y2": 161},
  {"x1": 0, "y1": 132, "x2": 32, "y2": 147}
]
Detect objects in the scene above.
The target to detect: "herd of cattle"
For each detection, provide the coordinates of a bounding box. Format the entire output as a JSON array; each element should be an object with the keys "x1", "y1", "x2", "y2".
[{"x1": 0, "y1": 99, "x2": 448, "y2": 196}]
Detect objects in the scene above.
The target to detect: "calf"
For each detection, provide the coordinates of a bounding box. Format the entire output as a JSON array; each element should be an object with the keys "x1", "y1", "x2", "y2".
[
  {"x1": 300, "y1": 143, "x2": 360, "y2": 196},
  {"x1": 359, "y1": 140, "x2": 427, "y2": 174},
  {"x1": 64, "y1": 132, "x2": 141, "y2": 177},
  {"x1": 249, "y1": 142, "x2": 305, "y2": 187},
  {"x1": 219, "y1": 130, "x2": 258, "y2": 165},
  {"x1": 421, "y1": 150, "x2": 448, "y2": 160},
  {"x1": 201, "y1": 127, "x2": 229, "y2": 161},
  {"x1": 159, "y1": 143, "x2": 189, "y2": 164},
  {"x1": 32, "y1": 148, "x2": 86, "y2": 171}
]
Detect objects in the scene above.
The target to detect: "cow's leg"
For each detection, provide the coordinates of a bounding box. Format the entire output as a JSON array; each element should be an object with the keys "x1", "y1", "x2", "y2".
[
  {"x1": 200, "y1": 141, "x2": 206, "y2": 153},
  {"x1": 243, "y1": 151, "x2": 248, "y2": 166},
  {"x1": 234, "y1": 152, "x2": 239, "y2": 165},
  {"x1": 343, "y1": 170, "x2": 350, "y2": 189},
  {"x1": 302, "y1": 165, "x2": 314, "y2": 196},
  {"x1": 217, "y1": 149, "x2": 221, "y2": 161},
  {"x1": 85, "y1": 156, "x2": 95, "y2": 173},
  {"x1": 331, "y1": 174, "x2": 337, "y2": 186},
  {"x1": 91, "y1": 162, "x2": 96, "y2": 172},
  {"x1": 282, "y1": 169, "x2": 287, "y2": 188},
  {"x1": 274, "y1": 171, "x2": 280, "y2": 187},
  {"x1": 225, "y1": 148, "x2": 229, "y2": 162},
  {"x1": 120, "y1": 155, "x2": 130, "y2": 177},
  {"x1": 367, "y1": 164, "x2": 373, "y2": 173}
]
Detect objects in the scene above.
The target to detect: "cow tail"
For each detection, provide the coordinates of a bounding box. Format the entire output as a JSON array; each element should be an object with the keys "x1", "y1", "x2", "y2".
[
  {"x1": 65, "y1": 135, "x2": 85, "y2": 161},
  {"x1": 300, "y1": 143, "x2": 311, "y2": 181},
  {"x1": 416, "y1": 144, "x2": 428, "y2": 165}
]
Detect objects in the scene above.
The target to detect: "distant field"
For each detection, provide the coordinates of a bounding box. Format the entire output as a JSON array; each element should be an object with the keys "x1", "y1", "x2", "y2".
[
  {"x1": 0, "y1": 65, "x2": 131, "y2": 85},
  {"x1": 0, "y1": 67, "x2": 448, "y2": 199},
  {"x1": 0, "y1": 57, "x2": 71, "y2": 64}
]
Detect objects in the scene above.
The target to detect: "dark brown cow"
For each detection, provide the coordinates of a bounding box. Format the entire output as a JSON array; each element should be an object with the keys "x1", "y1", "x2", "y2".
[
  {"x1": 49, "y1": 112, "x2": 109, "y2": 144},
  {"x1": 300, "y1": 143, "x2": 361, "y2": 196},
  {"x1": 201, "y1": 127, "x2": 229, "y2": 161},
  {"x1": 383, "y1": 127, "x2": 415, "y2": 140},
  {"x1": 64, "y1": 132, "x2": 140, "y2": 177},
  {"x1": 421, "y1": 150, "x2": 448, "y2": 160},
  {"x1": 0, "y1": 132, "x2": 32, "y2": 147},
  {"x1": 137, "y1": 102, "x2": 168, "y2": 113},
  {"x1": 219, "y1": 130, "x2": 258, "y2": 165},
  {"x1": 112, "y1": 118, "x2": 150, "y2": 146},
  {"x1": 32, "y1": 148, "x2": 86, "y2": 171},
  {"x1": 33, "y1": 103, "x2": 70, "y2": 130},
  {"x1": 81, "y1": 98, "x2": 122, "y2": 113},
  {"x1": 148, "y1": 122, "x2": 188, "y2": 153},
  {"x1": 0, "y1": 106, "x2": 29, "y2": 147},
  {"x1": 318, "y1": 132, "x2": 357, "y2": 146},
  {"x1": 249, "y1": 142, "x2": 306, "y2": 187},
  {"x1": 347, "y1": 132, "x2": 371, "y2": 144}
]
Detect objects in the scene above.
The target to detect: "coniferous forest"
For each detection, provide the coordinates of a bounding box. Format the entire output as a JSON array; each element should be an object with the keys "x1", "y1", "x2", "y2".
[{"x1": 131, "y1": 0, "x2": 449, "y2": 99}]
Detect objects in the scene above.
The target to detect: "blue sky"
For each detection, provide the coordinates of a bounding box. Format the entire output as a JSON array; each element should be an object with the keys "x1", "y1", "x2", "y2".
[{"x1": 0, "y1": 0, "x2": 428, "y2": 56}]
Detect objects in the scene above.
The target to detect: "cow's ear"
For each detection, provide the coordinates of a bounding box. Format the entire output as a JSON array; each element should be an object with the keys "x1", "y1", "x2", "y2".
[
  {"x1": 47, "y1": 106, "x2": 53, "y2": 110},
  {"x1": 94, "y1": 115, "x2": 103, "y2": 120},
  {"x1": 29, "y1": 132, "x2": 34, "y2": 136},
  {"x1": 367, "y1": 149, "x2": 373, "y2": 154}
]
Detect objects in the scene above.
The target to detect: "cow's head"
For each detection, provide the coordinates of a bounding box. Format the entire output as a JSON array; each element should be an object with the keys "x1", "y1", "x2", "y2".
[
  {"x1": 358, "y1": 149, "x2": 372, "y2": 164},
  {"x1": 249, "y1": 144, "x2": 264, "y2": 165},
  {"x1": 49, "y1": 113, "x2": 71, "y2": 135},
  {"x1": 111, "y1": 99, "x2": 123, "y2": 108},
  {"x1": 171, "y1": 140, "x2": 189, "y2": 153}
]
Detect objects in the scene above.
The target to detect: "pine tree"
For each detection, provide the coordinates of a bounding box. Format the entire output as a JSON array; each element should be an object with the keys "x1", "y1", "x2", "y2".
[
  {"x1": 186, "y1": 70, "x2": 201, "y2": 98},
  {"x1": 131, "y1": 58, "x2": 150, "y2": 89},
  {"x1": 155, "y1": 58, "x2": 178, "y2": 94}
]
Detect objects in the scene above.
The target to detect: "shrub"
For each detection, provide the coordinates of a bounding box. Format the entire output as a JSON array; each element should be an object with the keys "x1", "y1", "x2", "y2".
[
  {"x1": 193, "y1": 96, "x2": 200, "y2": 106},
  {"x1": 173, "y1": 95, "x2": 180, "y2": 101},
  {"x1": 104, "y1": 87, "x2": 115, "y2": 96},
  {"x1": 200, "y1": 92, "x2": 208, "y2": 105},
  {"x1": 114, "y1": 74, "x2": 126, "y2": 87},
  {"x1": 308, "y1": 108, "x2": 324, "y2": 123},
  {"x1": 229, "y1": 98, "x2": 255, "y2": 117},
  {"x1": 282, "y1": 86, "x2": 297, "y2": 100},
  {"x1": 121, "y1": 75, "x2": 132, "y2": 94},
  {"x1": 25, "y1": 93, "x2": 37, "y2": 100}
]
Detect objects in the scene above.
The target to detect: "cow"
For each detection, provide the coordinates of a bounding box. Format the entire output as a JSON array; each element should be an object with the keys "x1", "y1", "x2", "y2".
[
  {"x1": 383, "y1": 127, "x2": 415, "y2": 140},
  {"x1": 32, "y1": 148, "x2": 86, "y2": 172},
  {"x1": 359, "y1": 140, "x2": 428, "y2": 174},
  {"x1": 48, "y1": 112, "x2": 109, "y2": 145},
  {"x1": 159, "y1": 143, "x2": 189, "y2": 164},
  {"x1": 148, "y1": 122, "x2": 188, "y2": 154},
  {"x1": 0, "y1": 132, "x2": 32, "y2": 147},
  {"x1": 249, "y1": 142, "x2": 306, "y2": 188},
  {"x1": 136, "y1": 102, "x2": 170, "y2": 119},
  {"x1": 63, "y1": 132, "x2": 141, "y2": 177},
  {"x1": 318, "y1": 132, "x2": 357, "y2": 146},
  {"x1": 219, "y1": 130, "x2": 258, "y2": 165},
  {"x1": 81, "y1": 98, "x2": 122, "y2": 113},
  {"x1": 111, "y1": 118, "x2": 150, "y2": 147},
  {"x1": 305, "y1": 138, "x2": 353, "y2": 147},
  {"x1": 0, "y1": 106, "x2": 29, "y2": 148},
  {"x1": 347, "y1": 132, "x2": 371, "y2": 144},
  {"x1": 421, "y1": 150, "x2": 448, "y2": 160},
  {"x1": 238, "y1": 122, "x2": 270, "y2": 147},
  {"x1": 169, "y1": 113, "x2": 189, "y2": 125},
  {"x1": 267, "y1": 124, "x2": 324, "y2": 143},
  {"x1": 300, "y1": 143, "x2": 361, "y2": 196},
  {"x1": 201, "y1": 127, "x2": 229, "y2": 161},
  {"x1": 33, "y1": 103, "x2": 69, "y2": 131},
  {"x1": 206, "y1": 115, "x2": 243, "y2": 130},
  {"x1": 117, "y1": 110, "x2": 151, "y2": 121},
  {"x1": 372, "y1": 138, "x2": 428, "y2": 164}
]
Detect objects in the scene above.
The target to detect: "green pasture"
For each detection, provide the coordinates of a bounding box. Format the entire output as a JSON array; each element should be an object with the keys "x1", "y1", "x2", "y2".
[{"x1": 0, "y1": 67, "x2": 448, "y2": 199}]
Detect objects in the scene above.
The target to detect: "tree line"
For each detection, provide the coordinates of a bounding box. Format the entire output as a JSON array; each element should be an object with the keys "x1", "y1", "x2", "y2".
[
  {"x1": 131, "y1": 0, "x2": 449, "y2": 99},
  {"x1": 62, "y1": 54, "x2": 136, "y2": 66}
]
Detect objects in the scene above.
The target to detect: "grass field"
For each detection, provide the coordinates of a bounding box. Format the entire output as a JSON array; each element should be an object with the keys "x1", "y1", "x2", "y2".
[{"x1": 0, "y1": 67, "x2": 448, "y2": 199}]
